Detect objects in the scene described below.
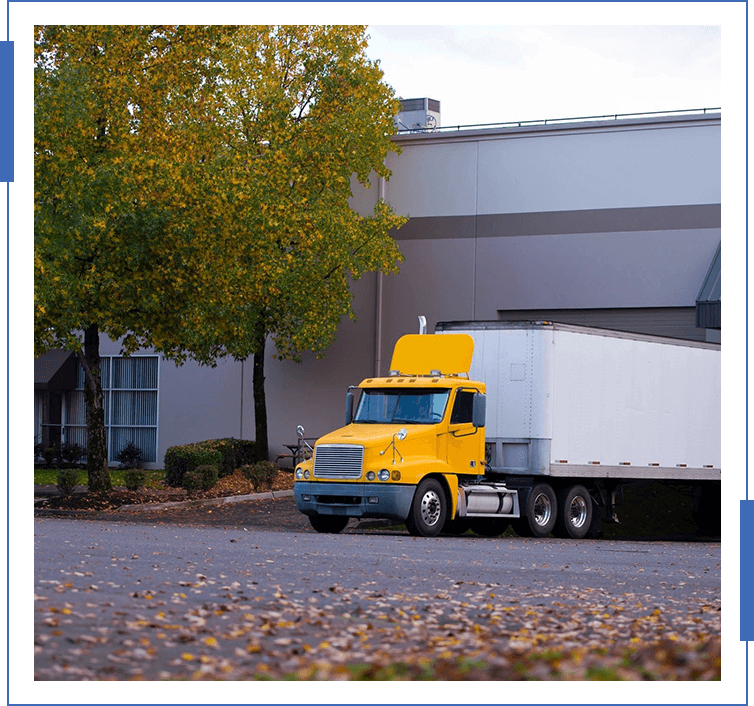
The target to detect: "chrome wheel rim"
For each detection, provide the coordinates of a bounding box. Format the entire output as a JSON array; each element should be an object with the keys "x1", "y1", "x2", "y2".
[
  {"x1": 569, "y1": 495, "x2": 588, "y2": 529},
  {"x1": 532, "y1": 493, "x2": 552, "y2": 527},
  {"x1": 421, "y1": 490, "x2": 442, "y2": 527}
]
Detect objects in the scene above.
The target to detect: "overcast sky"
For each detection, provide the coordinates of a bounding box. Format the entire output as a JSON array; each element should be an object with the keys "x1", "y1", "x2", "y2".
[{"x1": 365, "y1": 25, "x2": 721, "y2": 128}]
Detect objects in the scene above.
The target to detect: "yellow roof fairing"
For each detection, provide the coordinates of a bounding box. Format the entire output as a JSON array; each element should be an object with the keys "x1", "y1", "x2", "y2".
[{"x1": 388, "y1": 334, "x2": 474, "y2": 377}]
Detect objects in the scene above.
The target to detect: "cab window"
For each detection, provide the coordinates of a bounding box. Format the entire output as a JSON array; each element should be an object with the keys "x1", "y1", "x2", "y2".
[{"x1": 450, "y1": 390, "x2": 475, "y2": 425}]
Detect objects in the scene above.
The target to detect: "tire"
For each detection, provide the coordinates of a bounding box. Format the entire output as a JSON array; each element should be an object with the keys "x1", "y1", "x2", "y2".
[
  {"x1": 554, "y1": 484, "x2": 593, "y2": 539},
  {"x1": 585, "y1": 504, "x2": 603, "y2": 539},
  {"x1": 405, "y1": 478, "x2": 447, "y2": 537},
  {"x1": 309, "y1": 515, "x2": 349, "y2": 534},
  {"x1": 513, "y1": 483, "x2": 557, "y2": 537}
]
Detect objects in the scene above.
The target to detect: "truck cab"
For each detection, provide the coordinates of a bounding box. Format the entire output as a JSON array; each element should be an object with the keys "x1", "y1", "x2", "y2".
[{"x1": 294, "y1": 333, "x2": 487, "y2": 536}]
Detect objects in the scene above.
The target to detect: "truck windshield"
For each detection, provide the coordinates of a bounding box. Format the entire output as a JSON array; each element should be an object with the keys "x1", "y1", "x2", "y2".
[{"x1": 354, "y1": 388, "x2": 450, "y2": 425}]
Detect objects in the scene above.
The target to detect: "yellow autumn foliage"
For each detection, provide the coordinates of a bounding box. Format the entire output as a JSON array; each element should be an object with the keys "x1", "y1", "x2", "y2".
[{"x1": 35, "y1": 25, "x2": 406, "y2": 459}]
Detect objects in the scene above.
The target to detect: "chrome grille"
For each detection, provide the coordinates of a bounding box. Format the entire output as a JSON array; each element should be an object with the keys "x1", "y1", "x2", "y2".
[{"x1": 313, "y1": 444, "x2": 364, "y2": 479}]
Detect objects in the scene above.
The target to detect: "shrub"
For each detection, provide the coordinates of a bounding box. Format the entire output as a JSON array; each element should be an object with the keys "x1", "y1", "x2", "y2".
[
  {"x1": 242, "y1": 461, "x2": 278, "y2": 492},
  {"x1": 56, "y1": 468, "x2": 80, "y2": 496},
  {"x1": 116, "y1": 442, "x2": 143, "y2": 470},
  {"x1": 182, "y1": 470, "x2": 203, "y2": 496},
  {"x1": 123, "y1": 469, "x2": 147, "y2": 492},
  {"x1": 194, "y1": 464, "x2": 219, "y2": 491},
  {"x1": 34, "y1": 442, "x2": 43, "y2": 463},
  {"x1": 60, "y1": 442, "x2": 85, "y2": 467},
  {"x1": 208, "y1": 439, "x2": 237, "y2": 477},
  {"x1": 43, "y1": 445, "x2": 59, "y2": 468},
  {"x1": 164, "y1": 445, "x2": 223, "y2": 487},
  {"x1": 240, "y1": 464, "x2": 254, "y2": 487},
  {"x1": 164, "y1": 438, "x2": 255, "y2": 486},
  {"x1": 235, "y1": 440, "x2": 258, "y2": 467},
  {"x1": 201, "y1": 438, "x2": 256, "y2": 477}
]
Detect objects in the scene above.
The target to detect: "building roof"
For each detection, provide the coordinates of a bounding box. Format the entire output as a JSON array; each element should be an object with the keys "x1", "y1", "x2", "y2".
[
  {"x1": 35, "y1": 350, "x2": 77, "y2": 390},
  {"x1": 393, "y1": 108, "x2": 721, "y2": 145}
]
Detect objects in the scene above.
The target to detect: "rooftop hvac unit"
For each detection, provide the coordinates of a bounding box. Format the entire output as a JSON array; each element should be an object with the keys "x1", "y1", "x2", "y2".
[{"x1": 395, "y1": 98, "x2": 440, "y2": 132}]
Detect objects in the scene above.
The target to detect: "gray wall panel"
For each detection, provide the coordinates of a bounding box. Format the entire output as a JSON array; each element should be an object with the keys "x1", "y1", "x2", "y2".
[
  {"x1": 476, "y1": 205, "x2": 720, "y2": 237},
  {"x1": 476, "y1": 124, "x2": 721, "y2": 214},
  {"x1": 473, "y1": 229, "x2": 721, "y2": 315}
]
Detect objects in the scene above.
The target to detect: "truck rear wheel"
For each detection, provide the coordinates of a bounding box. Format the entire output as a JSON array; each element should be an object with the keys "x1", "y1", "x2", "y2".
[
  {"x1": 406, "y1": 478, "x2": 447, "y2": 537},
  {"x1": 513, "y1": 483, "x2": 557, "y2": 537},
  {"x1": 554, "y1": 484, "x2": 593, "y2": 539},
  {"x1": 309, "y1": 515, "x2": 349, "y2": 534}
]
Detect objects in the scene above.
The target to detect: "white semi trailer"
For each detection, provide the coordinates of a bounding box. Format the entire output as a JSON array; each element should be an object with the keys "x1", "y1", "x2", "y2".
[{"x1": 437, "y1": 320, "x2": 721, "y2": 537}]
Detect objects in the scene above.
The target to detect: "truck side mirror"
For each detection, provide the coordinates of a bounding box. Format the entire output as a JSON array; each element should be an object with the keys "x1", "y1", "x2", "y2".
[
  {"x1": 345, "y1": 391, "x2": 355, "y2": 426},
  {"x1": 472, "y1": 393, "x2": 486, "y2": 428}
]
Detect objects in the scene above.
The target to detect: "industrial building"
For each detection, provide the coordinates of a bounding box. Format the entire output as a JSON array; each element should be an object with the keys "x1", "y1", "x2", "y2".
[{"x1": 34, "y1": 103, "x2": 721, "y2": 468}]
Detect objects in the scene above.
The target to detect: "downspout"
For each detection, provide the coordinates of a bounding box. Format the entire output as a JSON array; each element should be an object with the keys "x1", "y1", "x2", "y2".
[
  {"x1": 239, "y1": 360, "x2": 244, "y2": 439},
  {"x1": 374, "y1": 175, "x2": 386, "y2": 377},
  {"x1": 375, "y1": 273, "x2": 383, "y2": 377}
]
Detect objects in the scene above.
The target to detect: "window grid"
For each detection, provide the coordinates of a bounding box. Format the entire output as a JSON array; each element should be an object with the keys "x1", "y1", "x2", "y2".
[{"x1": 66, "y1": 356, "x2": 159, "y2": 464}]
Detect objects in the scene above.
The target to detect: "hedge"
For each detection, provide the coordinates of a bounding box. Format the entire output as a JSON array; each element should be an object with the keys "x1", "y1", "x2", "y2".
[{"x1": 164, "y1": 438, "x2": 256, "y2": 487}]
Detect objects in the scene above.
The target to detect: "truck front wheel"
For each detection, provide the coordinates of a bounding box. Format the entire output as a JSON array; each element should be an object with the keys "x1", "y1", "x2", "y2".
[
  {"x1": 406, "y1": 478, "x2": 447, "y2": 537},
  {"x1": 513, "y1": 483, "x2": 557, "y2": 537},
  {"x1": 554, "y1": 484, "x2": 593, "y2": 539}
]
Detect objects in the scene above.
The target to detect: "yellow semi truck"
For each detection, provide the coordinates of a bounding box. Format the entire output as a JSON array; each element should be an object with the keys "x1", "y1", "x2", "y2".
[{"x1": 293, "y1": 320, "x2": 720, "y2": 539}]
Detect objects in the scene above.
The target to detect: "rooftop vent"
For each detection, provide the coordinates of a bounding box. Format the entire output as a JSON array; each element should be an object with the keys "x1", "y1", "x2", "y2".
[{"x1": 395, "y1": 98, "x2": 440, "y2": 132}]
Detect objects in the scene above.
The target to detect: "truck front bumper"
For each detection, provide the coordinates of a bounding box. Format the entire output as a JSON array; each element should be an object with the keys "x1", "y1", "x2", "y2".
[{"x1": 294, "y1": 481, "x2": 416, "y2": 522}]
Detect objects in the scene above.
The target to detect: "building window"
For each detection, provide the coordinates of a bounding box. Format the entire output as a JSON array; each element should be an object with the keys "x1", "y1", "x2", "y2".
[{"x1": 65, "y1": 356, "x2": 159, "y2": 464}]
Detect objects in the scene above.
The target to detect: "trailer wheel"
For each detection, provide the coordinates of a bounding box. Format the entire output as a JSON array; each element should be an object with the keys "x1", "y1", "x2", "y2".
[
  {"x1": 309, "y1": 515, "x2": 349, "y2": 534},
  {"x1": 513, "y1": 483, "x2": 557, "y2": 537},
  {"x1": 406, "y1": 478, "x2": 447, "y2": 537},
  {"x1": 554, "y1": 485, "x2": 593, "y2": 539}
]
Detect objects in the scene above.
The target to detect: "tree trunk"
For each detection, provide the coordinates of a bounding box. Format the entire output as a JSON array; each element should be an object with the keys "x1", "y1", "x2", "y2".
[
  {"x1": 78, "y1": 324, "x2": 111, "y2": 492},
  {"x1": 252, "y1": 327, "x2": 269, "y2": 462}
]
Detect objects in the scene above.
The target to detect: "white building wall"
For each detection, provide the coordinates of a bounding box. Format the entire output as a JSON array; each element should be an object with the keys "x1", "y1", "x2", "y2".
[{"x1": 381, "y1": 117, "x2": 721, "y2": 218}]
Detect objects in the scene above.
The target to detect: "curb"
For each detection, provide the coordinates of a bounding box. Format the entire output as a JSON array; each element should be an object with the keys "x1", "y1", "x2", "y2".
[
  {"x1": 34, "y1": 488, "x2": 296, "y2": 517},
  {"x1": 117, "y1": 489, "x2": 295, "y2": 513}
]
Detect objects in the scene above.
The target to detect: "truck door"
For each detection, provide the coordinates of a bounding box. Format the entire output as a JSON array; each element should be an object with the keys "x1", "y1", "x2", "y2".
[{"x1": 446, "y1": 389, "x2": 481, "y2": 475}]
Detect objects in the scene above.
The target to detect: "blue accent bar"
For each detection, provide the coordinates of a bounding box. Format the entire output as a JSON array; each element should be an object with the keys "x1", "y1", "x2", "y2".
[
  {"x1": 743, "y1": 501, "x2": 754, "y2": 640},
  {"x1": 0, "y1": 42, "x2": 13, "y2": 182}
]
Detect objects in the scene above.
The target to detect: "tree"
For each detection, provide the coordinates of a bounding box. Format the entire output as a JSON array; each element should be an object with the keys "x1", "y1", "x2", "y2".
[
  {"x1": 189, "y1": 26, "x2": 407, "y2": 460},
  {"x1": 35, "y1": 25, "x2": 405, "y2": 483}
]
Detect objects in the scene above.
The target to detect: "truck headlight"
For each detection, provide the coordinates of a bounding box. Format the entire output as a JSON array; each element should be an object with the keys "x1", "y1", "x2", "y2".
[
  {"x1": 295, "y1": 468, "x2": 304, "y2": 480},
  {"x1": 304, "y1": 470, "x2": 310, "y2": 479},
  {"x1": 378, "y1": 469, "x2": 390, "y2": 481},
  {"x1": 366, "y1": 471, "x2": 376, "y2": 481}
]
